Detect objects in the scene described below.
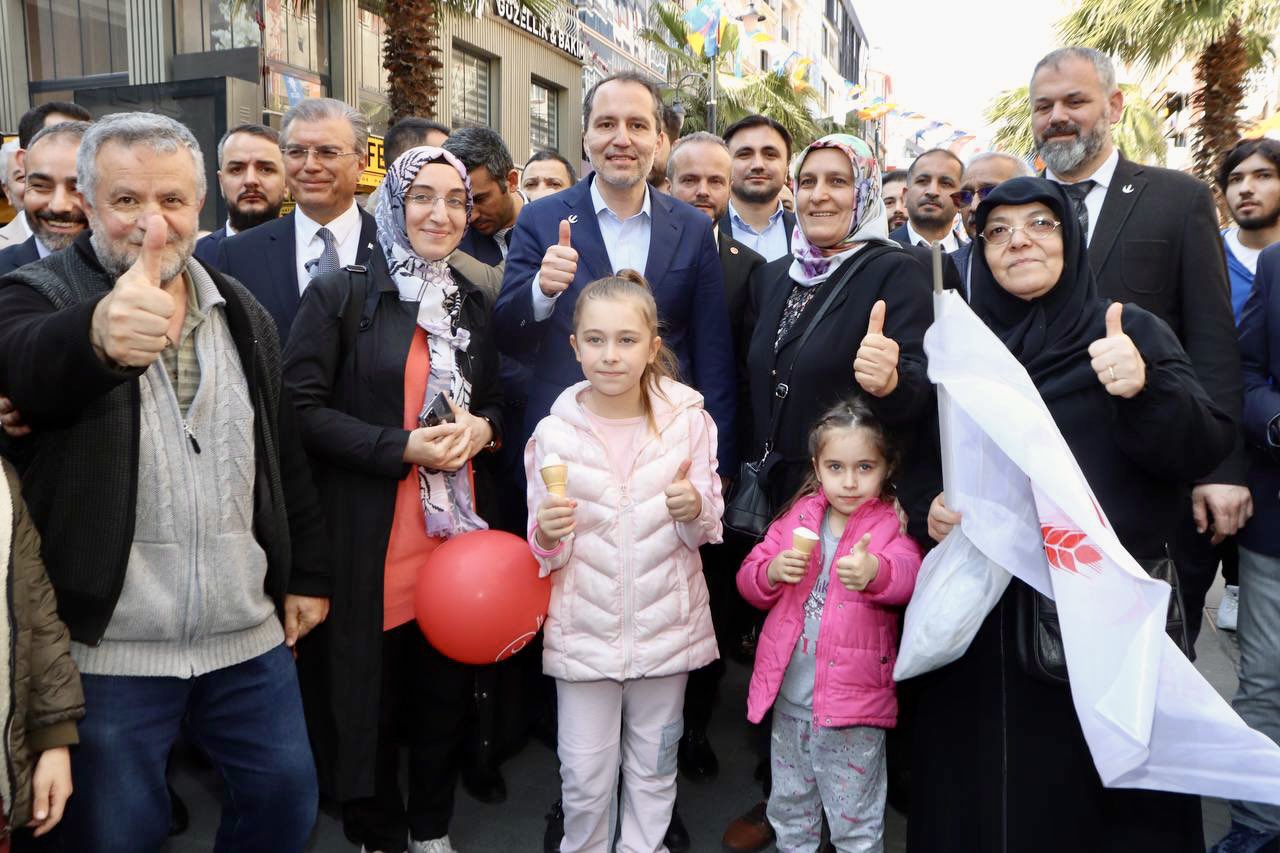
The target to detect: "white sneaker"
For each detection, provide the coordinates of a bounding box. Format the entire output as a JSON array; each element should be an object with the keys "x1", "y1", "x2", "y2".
[
  {"x1": 410, "y1": 837, "x2": 457, "y2": 853},
  {"x1": 1217, "y1": 584, "x2": 1239, "y2": 632}
]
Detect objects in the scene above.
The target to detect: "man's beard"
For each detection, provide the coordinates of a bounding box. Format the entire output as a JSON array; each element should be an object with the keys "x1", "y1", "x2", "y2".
[
  {"x1": 30, "y1": 209, "x2": 88, "y2": 251},
  {"x1": 733, "y1": 176, "x2": 781, "y2": 205},
  {"x1": 90, "y1": 226, "x2": 194, "y2": 284},
  {"x1": 1036, "y1": 118, "x2": 1110, "y2": 175},
  {"x1": 227, "y1": 199, "x2": 283, "y2": 233},
  {"x1": 1237, "y1": 201, "x2": 1280, "y2": 232}
]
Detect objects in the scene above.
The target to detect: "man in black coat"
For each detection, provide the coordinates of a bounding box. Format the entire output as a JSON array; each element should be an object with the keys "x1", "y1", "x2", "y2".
[
  {"x1": 193, "y1": 123, "x2": 286, "y2": 267},
  {"x1": 213, "y1": 99, "x2": 378, "y2": 341},
  {"x1": 1030, "y1": 46, "x2": 1249, "y2": 646},
  {"x1": 720, "y1": 115, "x2": 798, "y2": 262}
]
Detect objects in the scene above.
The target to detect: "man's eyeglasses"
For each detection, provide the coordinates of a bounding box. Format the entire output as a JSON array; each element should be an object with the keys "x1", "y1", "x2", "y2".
[
  {"x1": 949, "y1": 185, "x2": 997, "y2": 209},
  {"x1": 280, "y1": 145, "x2": 362, "y2": 165},
  {"x1": 406, "y1": 193, "x2": 467, "y2": 210},
  {"x1": 980, "y1": 216, "x2": 1061, "y2": 245}
]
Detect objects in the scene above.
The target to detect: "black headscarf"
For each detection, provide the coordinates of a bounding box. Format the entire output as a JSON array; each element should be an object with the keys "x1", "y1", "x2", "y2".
[{"x1": 967, "y1": 176, "x2": 1181, "y2": 401}]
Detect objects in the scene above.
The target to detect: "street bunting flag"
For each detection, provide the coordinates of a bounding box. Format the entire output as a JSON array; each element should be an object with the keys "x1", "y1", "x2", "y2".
[
  {"x1": 906, "y1": 289, "x2": 1280, "y2": 805},
  {"x1": 683, "y1": 0, "x2": 723, "y2": 58}
]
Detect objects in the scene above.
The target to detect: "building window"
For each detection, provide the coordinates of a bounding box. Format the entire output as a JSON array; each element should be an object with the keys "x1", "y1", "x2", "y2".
[
  {"x1": 24, "y1": 0, "x2": 128, "y2": 81},
  {"x1": 174, "y1": 0, "x2": 261, "y2": 54},
  {"x1": 530, "y1": 80, "x2": 558, "y2": 152},
  {"x1": 451, "y1": 47, "x2": 491, "y2": 129},
  {"x1": 264, "y1": 0, "x2": 328, "y2": 76},
  {"x1": 357, "y1": 0, "x2": 391, "y2": 133}
]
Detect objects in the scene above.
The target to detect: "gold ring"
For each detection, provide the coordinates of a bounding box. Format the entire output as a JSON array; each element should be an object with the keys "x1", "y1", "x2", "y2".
[{"x1": 1108, "y1": 365, "x2": 1117, "y2": 382}]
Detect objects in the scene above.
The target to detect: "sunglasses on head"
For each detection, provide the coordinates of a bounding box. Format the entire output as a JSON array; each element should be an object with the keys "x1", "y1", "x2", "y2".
[{"x1": 949, "y1": 185, "x2": 997, "y2": 208}]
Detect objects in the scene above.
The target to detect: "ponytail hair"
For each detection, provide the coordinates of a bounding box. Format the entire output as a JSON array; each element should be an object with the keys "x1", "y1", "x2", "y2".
[
  {"x1": 783, "y1": 396, "x2": 899, "y2": 512},
  {"x1": 572, "y1": 268, "x2": 681, "y2": 432}
]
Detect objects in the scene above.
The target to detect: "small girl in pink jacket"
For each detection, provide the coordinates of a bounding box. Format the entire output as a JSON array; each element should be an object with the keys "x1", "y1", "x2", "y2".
[
  {"x1": 525, "y1": 269, "x2": 724, "y2": 853},
  {"x1": 738, "y1": 397, "x2": 922, "y2": 853}
]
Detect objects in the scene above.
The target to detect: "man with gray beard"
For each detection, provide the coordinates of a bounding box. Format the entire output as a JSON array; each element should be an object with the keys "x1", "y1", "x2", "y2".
[
  {"x1": 0, "y1": 112, "x2": 331, "y2": 851},
  {"x1": 1031, "y1": 46, "x2": 1248, "y2": 649}
]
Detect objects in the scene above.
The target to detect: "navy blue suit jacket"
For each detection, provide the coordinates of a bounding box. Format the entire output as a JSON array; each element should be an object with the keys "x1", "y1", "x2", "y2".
[
  {"x1": 0, "y1": 237, "x2": 40, "y2": 276},
  {"x1": 212, "y1": 210, "x2": 378, "y2": 342},
  {"x1": 493, "y1": 176, "x2": 737, "y2": 471},
  {"x1": 194, "y1": 226, "x2": 228, "y2": 267},
  {"x1": 1239, "y1": 243, "x2": 1280, "y2": 556},
  {"x1": 456, "y1": 229, "x2": 505, "y2": 266}
]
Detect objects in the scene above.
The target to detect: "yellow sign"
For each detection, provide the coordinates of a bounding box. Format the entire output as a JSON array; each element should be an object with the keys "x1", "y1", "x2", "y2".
[{"x1": 358, "y1": 133, "x2": 387, "y2": 194}]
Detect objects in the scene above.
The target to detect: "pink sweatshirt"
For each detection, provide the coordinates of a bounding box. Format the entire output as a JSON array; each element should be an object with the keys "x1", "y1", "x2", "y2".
[{"x1": 737, "y1": 492, "x2": 922, "y2": 728}]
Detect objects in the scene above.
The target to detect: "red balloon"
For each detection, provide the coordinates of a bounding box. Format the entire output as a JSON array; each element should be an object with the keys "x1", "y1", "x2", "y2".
[{"x1": 416, "y1": 529, "x2": 550, "y2": 665}]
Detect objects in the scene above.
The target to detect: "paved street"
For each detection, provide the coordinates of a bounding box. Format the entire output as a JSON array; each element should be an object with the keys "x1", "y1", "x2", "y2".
[{"x1": 165, "y1": 576, "x2": 1242, "y2": 852}]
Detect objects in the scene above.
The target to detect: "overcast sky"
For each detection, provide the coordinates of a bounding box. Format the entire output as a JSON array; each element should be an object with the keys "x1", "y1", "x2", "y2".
[{"x1": 856, "y1": 0, "x2": 1072, "y2": 137}]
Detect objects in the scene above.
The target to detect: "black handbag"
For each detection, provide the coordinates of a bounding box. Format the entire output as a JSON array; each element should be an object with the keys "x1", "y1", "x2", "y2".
[
  {"x1": 1015, "y1": 548, "x2": 1191, "y2": 684},
  {"x1": 723, "y1": 247, "x2": 893, "y2": 539}
]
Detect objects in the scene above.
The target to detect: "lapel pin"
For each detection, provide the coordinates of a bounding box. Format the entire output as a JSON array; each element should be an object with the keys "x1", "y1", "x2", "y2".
[
  {"x1": 730, "y1": 246, "x2": 739, "y2": 255},
  {"x1": 567, "y1": 214, "x2": 579, "y2": 224},
  {"x1": 1122, "y1": 184, "x2": 1134, "y2": 194}
]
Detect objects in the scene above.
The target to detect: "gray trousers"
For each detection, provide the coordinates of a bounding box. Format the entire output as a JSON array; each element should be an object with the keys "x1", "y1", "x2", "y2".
[
  {"x1": 1231, "y1": 546, "x2": 1280, "y2": 834},
  {"x1": 767, "y1": 709, "x2": 887, "y2": 853}
]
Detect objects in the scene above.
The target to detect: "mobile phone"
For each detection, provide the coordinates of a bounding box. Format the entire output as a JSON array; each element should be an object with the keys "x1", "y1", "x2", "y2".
[{"x1": 423, "y1": 392, "x2": 455, "y2": 428}]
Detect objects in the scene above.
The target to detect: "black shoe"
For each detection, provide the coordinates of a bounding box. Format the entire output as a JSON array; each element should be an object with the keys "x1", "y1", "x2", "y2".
[
  {"x1": 665, "y1": 805, "x2": 691, "y2": 853},
  {"x1": 677, "y1": 728, "x2": 719, "y2": 782},
  {"x1": 543, "y1": 798, "x2": 564, "y2": 853},
  {"x1": 168, "y1": 783, "x2": 189, "y2": 836},
  {"x1": 461, "y1": 763, "x2": 508, "y2": 804}
]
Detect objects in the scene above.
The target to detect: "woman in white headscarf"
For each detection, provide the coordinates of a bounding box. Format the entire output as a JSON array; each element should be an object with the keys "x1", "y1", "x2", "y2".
[{"x1": 284, "y1": 146, "x2": 503, "y2": 853}]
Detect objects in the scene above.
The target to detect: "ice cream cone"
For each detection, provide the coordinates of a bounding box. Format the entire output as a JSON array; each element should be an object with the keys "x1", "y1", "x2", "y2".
[
  {"x1": 541, "y1": 453, "x2": 568, "y2": 497},
  {"x1": 792, "y1": 526, "x2": 819, "y2": 556}
]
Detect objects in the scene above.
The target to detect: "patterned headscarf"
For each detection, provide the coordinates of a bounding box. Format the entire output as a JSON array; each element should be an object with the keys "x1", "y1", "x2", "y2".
[
  {"x1": 788, "y1": 133, "x2": 892, "y2": 287},
  {"x1": 374, "y1": 146, "x2": 487, "y2": 538}
]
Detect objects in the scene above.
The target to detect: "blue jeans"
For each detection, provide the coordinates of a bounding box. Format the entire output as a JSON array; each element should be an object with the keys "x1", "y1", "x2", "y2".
[
  {"x1": 1231, "y1": 546, "x2": 1280, "y2": 835},
  {"x1": 43, "y1": 644, "x2": 318, "y2": 853}
]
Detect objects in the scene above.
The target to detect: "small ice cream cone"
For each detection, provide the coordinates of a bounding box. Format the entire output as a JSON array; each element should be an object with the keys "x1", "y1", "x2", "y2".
[
  {"x1": 541, "y1": 453, "x2": 568, "y2": 497},
  {"x1": 792, "y1": 526, "x2": 819, "y2": 556}
]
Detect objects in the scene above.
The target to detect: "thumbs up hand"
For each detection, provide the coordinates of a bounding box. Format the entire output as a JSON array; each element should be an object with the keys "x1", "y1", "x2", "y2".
[
  {"x1": 539, "y1": 219, "x2": 578, "y2": 298},
  {"x1": 835, "y1": 532, "x2": 880, "y2": 591},
  {"x1": 854, "y1": 299, "x2": 900, "y2": 397},
  {"x1": 1087, "y1": 302, "x2": 1146, "y2": 398},
  {"x1": 90, "y1": 215, "x2": 178, "y2": 368},
  {"x1": 665, "y1": 458, "x2": 703, "y2": 522}
]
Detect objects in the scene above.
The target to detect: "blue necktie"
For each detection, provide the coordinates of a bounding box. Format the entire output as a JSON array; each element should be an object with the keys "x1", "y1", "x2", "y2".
[{"x1": 307, "y1": 226, "x2": 341, "y2": 279}]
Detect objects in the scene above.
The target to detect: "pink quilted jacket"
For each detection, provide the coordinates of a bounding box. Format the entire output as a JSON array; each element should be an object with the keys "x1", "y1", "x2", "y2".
[
  {"x1": 738, "y1": 492, "x2": 922, "y2": 728},
  {"x1": 524, "y1": 378, "x2": 724, "y2": 682}
]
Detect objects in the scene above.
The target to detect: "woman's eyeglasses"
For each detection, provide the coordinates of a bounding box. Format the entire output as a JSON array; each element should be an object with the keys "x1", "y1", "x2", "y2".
[
  {"x1": 980, "y1": 217, "x2": 1061, "y2": 245},
  {"x1": 405, "y1": 193, "x2": 467, "y2": 210},
  {"x1": 949, "y1": 185, "x2": 997, "y2": 209}
]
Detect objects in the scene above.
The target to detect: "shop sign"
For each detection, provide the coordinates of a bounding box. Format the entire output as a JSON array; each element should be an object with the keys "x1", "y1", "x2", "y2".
[{"x1": 493, "y1": 0, "x2": 585, "y2": 60}]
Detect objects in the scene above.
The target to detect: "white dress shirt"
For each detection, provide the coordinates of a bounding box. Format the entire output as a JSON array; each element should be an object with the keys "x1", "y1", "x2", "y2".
[
  {"x1": 531, "y1": 179, "x2": 653, "y2": 321},
  {"x1": 1046, "y1": 148, "x2": 1119, "y2": 247},
  {"x1": 905, "y1": 220, "x2": 965, "y2": 252},
  {"x1": 35, "y1": 235, "x2": 52, "y2": 259},
  {"x1": 223, "y1": 218, "x2": 239, "y2": 237},
  {"x1": 294, "y1": 202, "x2": 364, "y2": 294},
  {"x1": 728, "y1": 199, "x2": 789, "y2": 262}
]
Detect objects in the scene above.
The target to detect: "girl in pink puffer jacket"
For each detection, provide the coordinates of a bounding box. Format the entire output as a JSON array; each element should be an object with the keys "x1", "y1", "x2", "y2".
[
  {"x1": 737, "y1": 398, "x2": 922, "y2": 853},
  {"x1": 524, "y1": 269, "x2": 724, "y2": 853}
]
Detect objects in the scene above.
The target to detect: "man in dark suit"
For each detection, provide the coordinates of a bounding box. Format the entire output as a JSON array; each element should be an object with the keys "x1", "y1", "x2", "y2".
[
  {"x1": 721, "y1": 115, "x2": 797, "y2": 262},
  {"x1": 888, "y1": 148, "x2": 967, "y2": 252},
  {"x1": 443, "y1": 127, "x2": 525, "y2": 265},
  {"x1": 949, "y1": 152, "x2": 1032, "y2": 294},
  {"x1": 1209, "y1": 242, "x2": 1280, "y2": 852},
  {"x1": 1031, "y1": 46, "x2": 1249, "y2": 646},
  {"x1": 0, "y1": 121, "x2": 89, "y2": 275},
  {"x1": 194, "y1": 124, "x2": 286, "y2": 267},
  {"x1": 494, "y1": 73, "x2": 736, "y2": 469},
  {"x1": 214, "y1": 99, "x2": 377, "y2": 340}
]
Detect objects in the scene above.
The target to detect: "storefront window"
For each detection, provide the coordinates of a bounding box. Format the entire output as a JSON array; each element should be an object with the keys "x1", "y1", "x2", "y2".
[
  {"x1": 263, "y1": 0, "x2": 328, "y2": 75},
  {"x1": 265, "y1": 68, "x2": 324, "y2": 115},
  {"x1": 25, "y1": 0, "x2": 128, "y2": 81},
  {"x1": 174, "y1": 0, "x2": 262, "y2": 54},
  {"x1": 357, "y1": 1, "x2": 390, "y2": 133},
  {"x1": 450, "y1": 47, "x2": 490, "y2": 129},
  {"x1": 530, "y1": 80, "x2": 558, "y2": 152}
]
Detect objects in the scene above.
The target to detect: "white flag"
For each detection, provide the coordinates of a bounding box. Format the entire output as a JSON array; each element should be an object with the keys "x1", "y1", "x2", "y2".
[{"x1": 908, "y1": 289, "x2": 1280, "y2": 804}]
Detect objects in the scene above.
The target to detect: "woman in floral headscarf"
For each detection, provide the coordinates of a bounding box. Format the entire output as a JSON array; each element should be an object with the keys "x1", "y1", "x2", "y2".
[
  {"x1": 741, "y1": 134, "x2": 936, "y2": 518},
  {"x1": 283, "y1": 147, "x2": 503, "y2": 853}
]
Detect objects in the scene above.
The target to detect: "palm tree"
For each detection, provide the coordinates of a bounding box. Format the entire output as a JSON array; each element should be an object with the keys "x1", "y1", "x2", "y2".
[
  {"x1": 382, "y1": 0, "x2": 556, "y2": 122},
  {"x1": 641, "y1": 2, "x2": 820, "y2": 144},
  {"x1": 1057, "y1": 0, "x2": 1280, "y2": 179},
  {"x1": 985, "y1": 83, "x2": 1168, "y2": 166}
]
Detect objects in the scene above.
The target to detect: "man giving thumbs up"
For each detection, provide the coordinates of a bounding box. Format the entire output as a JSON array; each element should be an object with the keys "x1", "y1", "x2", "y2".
[{"x1": 90, "y1": 214, "x2": 181, "y2": 367}]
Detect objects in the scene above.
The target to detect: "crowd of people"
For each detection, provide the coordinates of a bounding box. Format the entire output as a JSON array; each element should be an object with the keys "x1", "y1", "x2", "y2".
[{"x1": 0, "y1": 40, "x2": 1276, "y2": 853}]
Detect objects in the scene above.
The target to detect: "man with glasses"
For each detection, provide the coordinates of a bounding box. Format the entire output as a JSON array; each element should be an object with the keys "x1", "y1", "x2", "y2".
[
  {"x1": 949, "y1": 152, "x2": 1032, "y2": 292},
  {"x1": 214, "y1": 98, "x2": 377, "y2": 339}
]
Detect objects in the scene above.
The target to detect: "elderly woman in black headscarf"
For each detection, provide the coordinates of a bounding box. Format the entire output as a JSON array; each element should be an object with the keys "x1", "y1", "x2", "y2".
[
  {"x1": 284, "y1": 147, "x2": 503, "y2": 853},
  {"x1": 909, "y1": 177, "x2": 1235, "y2": 852}
]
